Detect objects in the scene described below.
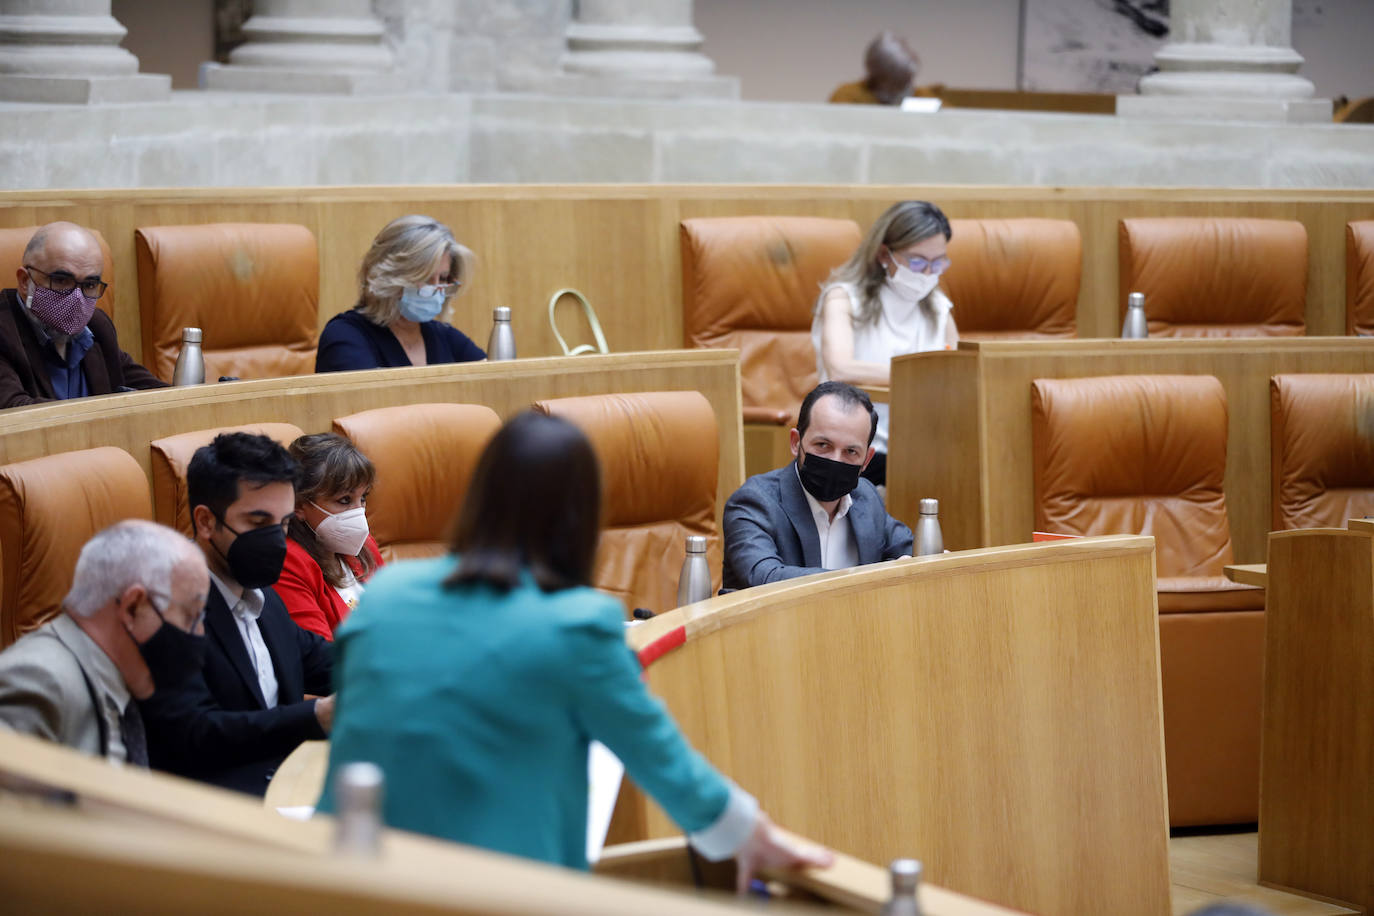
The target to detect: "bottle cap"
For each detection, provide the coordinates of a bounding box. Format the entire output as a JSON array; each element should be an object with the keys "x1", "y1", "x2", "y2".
[
  {"x1": 685, "y1": 535, "x2": 707, "y2": 554},
  {"x1": 181, "y1": 327, "x2": 203, "y2": 343},
  {"x1": 919, "y1": 498, "x2": 939, "y2": 515},
  {"x1": 1128, "y1": 292, "x2": 1145, "y2": 309},
  {"x1": 493, "y1": 306, "x2": 511, "y2": 321},
  {"x1": 335, "y1": 761, "x2": 384, "y2": 810},
  {"x1": 889, "y1": 858, "x2": 922, "y2": 893}
]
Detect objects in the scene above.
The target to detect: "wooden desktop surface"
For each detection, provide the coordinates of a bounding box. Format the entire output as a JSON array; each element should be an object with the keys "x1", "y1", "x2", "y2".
[
  {"x1": 888, "y1": 338, "x2": 1374, "y2": 562},
  {"x1": 626, "y1": 535, "x2": 1171, "y2": 916},
  {"x1": 0, "y1": 730, "x2": 1018, "y2": 915}
]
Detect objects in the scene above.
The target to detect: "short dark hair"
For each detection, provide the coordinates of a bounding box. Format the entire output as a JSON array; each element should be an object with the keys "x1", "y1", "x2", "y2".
[
  {"x1": 187, "y1": 432, "x2": 301, "y2": 521},
  {"x1": 444, "y1": 411, "x2": 600, "y2": 593},
  {"x1": 796, "y1": 381, "x2": 879, "y2": 446}
]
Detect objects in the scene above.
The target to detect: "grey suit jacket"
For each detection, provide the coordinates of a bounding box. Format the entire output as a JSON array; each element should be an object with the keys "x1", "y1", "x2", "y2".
[
  {"x1": 722, "y1": 462, "x2": 914, "y2": 591},
  {"x1": 0, "y1": 614, "x2": 123, "y2": 759}
]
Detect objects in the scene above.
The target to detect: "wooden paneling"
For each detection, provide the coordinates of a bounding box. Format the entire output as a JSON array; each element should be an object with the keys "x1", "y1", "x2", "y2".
[
  {"x1": 888, "y1": 338, "x2": 1374, "y2": 563},
  {"x1": 2, "y1": 185, "x2": 1372, "y2": 365},
  {"x1": 0, "y1": 350, "x2": 745, "y2": 538},
  {"x1": 627, "y1": 535, "x2": 1172, "y2": 916},
  {"x1": 1258, "y1": 525, "x2": 1374, "y2": 913}
]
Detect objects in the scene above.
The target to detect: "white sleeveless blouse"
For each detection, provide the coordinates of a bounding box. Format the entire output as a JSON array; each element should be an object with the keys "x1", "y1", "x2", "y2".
[{"x1": 811, "y1": 281, "x2": 954, "y2": 453}]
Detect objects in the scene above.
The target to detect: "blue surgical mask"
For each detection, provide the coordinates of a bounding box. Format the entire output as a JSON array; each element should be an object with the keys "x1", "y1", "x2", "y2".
[{"x1": 397, "y1": 286, "x2": 446, "y2": 323}]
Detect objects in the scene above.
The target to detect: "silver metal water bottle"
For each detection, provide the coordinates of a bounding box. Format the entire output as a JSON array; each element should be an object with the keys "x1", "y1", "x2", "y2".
[
  {"x1": 880, "y1": 859, "x2": 923, "y2": 916},
  {"x1": 487, "y1": 306, "x2": 517, "y2": 360},
  {"x1": 914, "y1": 498, "x2": 943, "y2": 557},
  {"x1": 334, "y1": 761, "x2": 385, "y2": 858},
  {"x1": 1121, "y1": 291, "x2": 1148, "y2": 339},
  {"x1": 676, "y1": 535, "x2": 712, "y2": 606},
  {"x1": 170, "y1": 327, "x2": 205, "y2": 386}
]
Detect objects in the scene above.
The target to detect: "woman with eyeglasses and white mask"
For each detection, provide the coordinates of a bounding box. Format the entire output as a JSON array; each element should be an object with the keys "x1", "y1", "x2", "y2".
[
  {"x1": 812, "y1": 200, "x2": 957, "y2": 487},
  {"x1": 276, "y1": 433, "x2": 385, "y2": 640},
  {"x1": 315, "y1": 215, "x2": 485, "y2": 372}
]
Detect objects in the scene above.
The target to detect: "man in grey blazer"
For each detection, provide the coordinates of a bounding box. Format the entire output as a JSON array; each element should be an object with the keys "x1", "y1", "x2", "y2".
[
  {"x1": 723, "y1": 381, "x2": 914, "y2": 591},
  {"x1": 0, "y1": 520, "x2": 209, "y2": 765}
]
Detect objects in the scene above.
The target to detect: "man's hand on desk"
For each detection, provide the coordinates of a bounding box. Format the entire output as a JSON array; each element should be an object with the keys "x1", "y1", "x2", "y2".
[{"x1": 314, "y1": 694, "x2": 336, "y2": 733}]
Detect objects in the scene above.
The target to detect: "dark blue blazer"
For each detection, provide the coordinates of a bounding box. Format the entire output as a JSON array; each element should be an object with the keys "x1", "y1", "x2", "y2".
[
  {"x1": 722, "y1": 463, "x2": 914, "y2": 591},
  {"x1": 315, "y1": 308, "x2": 485, "y2": 373},
  {"x1": 139, "y1": 586, "x2": 333, "y2": 796}
]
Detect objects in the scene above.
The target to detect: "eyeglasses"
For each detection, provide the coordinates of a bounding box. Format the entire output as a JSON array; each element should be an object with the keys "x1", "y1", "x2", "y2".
[
  {"x1": 24, "y1": 265, "x2": 108, "y2": 299},
  {"x1": 894, "y1": 254, "x2": 951, "y2": 276},
  {"x1": 147, "y1": 590, "x2": 206, "y2": 634},
  {"x1": 414, "y1": 281, "x2": 460, "y2": 299}
]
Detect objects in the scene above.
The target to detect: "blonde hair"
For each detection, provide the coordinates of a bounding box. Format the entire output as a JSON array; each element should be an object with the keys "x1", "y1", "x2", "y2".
[
  {"x1": 355, "y1": 215, "x2": 474, "y2": 325},
  {"x1": 820, "y1": 200, "x2": 951, "y2": 328}
]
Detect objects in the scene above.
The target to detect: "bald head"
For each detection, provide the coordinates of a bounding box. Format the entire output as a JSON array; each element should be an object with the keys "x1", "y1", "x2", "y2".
[{"x1": 17, "y1": 221, "x2": 103, "y2": 296}]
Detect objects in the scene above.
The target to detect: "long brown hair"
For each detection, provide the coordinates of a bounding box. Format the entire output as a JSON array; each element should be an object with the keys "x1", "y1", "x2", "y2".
[
  {"x1": 287, "y1": 433, "x2": 378, "y2": 588},
  {"x1": 444, "y1": 411, "x2": 601, "y2": 593}
]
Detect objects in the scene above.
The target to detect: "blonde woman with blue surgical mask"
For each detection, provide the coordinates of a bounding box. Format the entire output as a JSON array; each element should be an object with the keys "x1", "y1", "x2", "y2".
[
  {"x1": 316, "y1": 215, "x2": 485, "y2": 372},
  {"x1": 811, "y1": 200, "x2": 957, "y2": 486}
]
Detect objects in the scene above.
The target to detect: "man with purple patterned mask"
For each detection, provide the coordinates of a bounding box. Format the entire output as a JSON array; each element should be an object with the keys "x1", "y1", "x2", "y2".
[{"x1": 1, "y1": 221, "x2": 164, "y2": 408}]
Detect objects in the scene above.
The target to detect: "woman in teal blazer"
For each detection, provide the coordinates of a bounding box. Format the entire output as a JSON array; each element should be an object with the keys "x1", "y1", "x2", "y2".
[{"x1": 319, "y1": 412, "x2": 829, "y2": 888}]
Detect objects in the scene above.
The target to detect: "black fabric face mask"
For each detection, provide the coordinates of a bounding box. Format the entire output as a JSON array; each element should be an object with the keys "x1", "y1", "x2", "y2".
[
  {"x1": 797, "y1": 451, "x2": 863, "y2": 503},
  {"x1": 216, "y1": 519, "x2": 288, "y2": 589},
  {"x1": 137, "y1": 617, "x2": 207, "y2": 691}
]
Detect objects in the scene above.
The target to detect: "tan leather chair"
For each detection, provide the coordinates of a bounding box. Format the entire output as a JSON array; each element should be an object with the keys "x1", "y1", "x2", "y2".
[
  {"x1": 1270, "y1": 374, "x2": 1374, "y2": 530},
  {"x1": 532, "y1": 391, "x2": 720, "y2": 616},
  {"x1": 135, "y1": 223, "x2": 319, "y2": 383},
  {"x1": 333, "y1": 404, "x2": 502, "y2": 561},
  {"x1": 1118, "y1": 218, "x2": 1307, "y2": 337},
  {"x1": 149, "y1": 423, "x2": 305, "y2": 536},
  {"x1": 0, "y1": 447, "x2": 151, "y2": 648},
  {"x1": 1032, "y1": 374, "x2": 1264, "y2": 826},
  {"x1": 1347, "y1": 221, "x2": 1374, "y2": 336},
  {"x1": 941, "y1": 218, "x2": 1080, "y2": 340},
  {"x1": 0, "y1": 225, "x2": 117, "y2": 320},
  {"x1": 680, "y1": 216, "x2": 860, "y2": 474}
]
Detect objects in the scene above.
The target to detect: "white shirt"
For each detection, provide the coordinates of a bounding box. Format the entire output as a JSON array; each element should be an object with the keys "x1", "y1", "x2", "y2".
[
  {"x1": 796, "y1": 465, "x2": 859, "y2": 570},
  {"x1": 332, "y1": 561, "x2": 365, "y2": 612},
  {"x1": 210, "y1": 572, "x2": 279, "y2": 709},
  {"x1": 812, "y1": 281, "x2": 954, "y2": 453}
]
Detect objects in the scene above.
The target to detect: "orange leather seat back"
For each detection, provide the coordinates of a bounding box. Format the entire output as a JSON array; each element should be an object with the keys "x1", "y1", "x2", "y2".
[
  {"x1": 680, "y1": 216, "x2": 861, "y2": 426},
  {"x1": 135, "y1": 223, "x2": 319, "y2": 383},
  {"x1": 532, "y1": 391, "x2": 720, "y2": 615},
  {"x1": 1032, "y1": 375, "x2": 1257, "y2": 612},
  {"x1": 942, "y1": 218, "x2": 1080, "y2": 340},
  {"x1": 1347, "y1": 221, "x2": 1374, "y2": 336},
  {"x1": 0, "y1": 447, "x2": 152, "y2": 647},
  {"x1": 1270, "y1": 374, "x2": 1374, "y2": 530},
  {"x1": 149, "y1": 423, "x2": 306, "y2": 536},
  {"x1": 0, "y1": 225, "x2": 117, "y2": 320},
  {"x1": 333, "y1": 404, "x2": 502, "y2": 561},
  {"x1": 1118, "y1": 218, "x2": 1307, "y2": 337}
]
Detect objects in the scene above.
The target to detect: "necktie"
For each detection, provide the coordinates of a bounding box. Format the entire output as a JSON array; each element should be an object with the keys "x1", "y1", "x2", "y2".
[{"x1": 119, "y1": 701, "x2": 149, "y2": 767}]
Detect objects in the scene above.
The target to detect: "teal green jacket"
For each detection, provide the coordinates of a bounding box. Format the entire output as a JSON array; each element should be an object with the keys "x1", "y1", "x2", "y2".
[{"x1": 318, "y1": 557, "x2": 732, "y2": 869}]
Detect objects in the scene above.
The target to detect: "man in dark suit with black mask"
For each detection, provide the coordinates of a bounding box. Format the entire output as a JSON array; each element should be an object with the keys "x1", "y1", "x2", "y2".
[
  {"x1": 140, "y1": 432, "x2": 334, "y2": 796},
  {"x1": 722, "y1": 381, "x2": 913, "y2": 591}
]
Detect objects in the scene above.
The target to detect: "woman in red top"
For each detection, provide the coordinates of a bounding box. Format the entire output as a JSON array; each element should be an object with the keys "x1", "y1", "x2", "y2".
[{"x1": 278, "y1": 433, "x2": 385, "y2": 639}]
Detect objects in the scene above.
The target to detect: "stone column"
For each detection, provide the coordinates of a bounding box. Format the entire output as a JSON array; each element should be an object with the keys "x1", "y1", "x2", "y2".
[
  {"x1": 509, "y1": 0, "x2": 737, "y2": 99},
  {"x1": 1118, "y1": 0, "x2": 1330, "y2": 122},
  {"x1": 0, "y1": 0, "x2": 170, "y2": 104},
  {"x1": 201, "y1": 0, "x2": 401, "y2": 94}
]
